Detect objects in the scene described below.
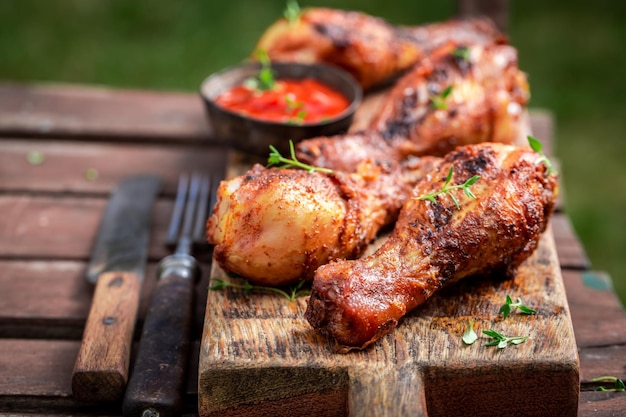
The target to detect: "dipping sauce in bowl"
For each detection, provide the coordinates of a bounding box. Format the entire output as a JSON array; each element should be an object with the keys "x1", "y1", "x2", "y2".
[
  {"x1": 200, "y1": 62, "x2": 362, "y2": 157},
  {"x1": 215, "y1": 78, "x2": 350, "y2": 124}
]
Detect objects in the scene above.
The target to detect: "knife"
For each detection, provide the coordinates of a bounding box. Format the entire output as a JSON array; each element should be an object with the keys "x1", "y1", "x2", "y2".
[{"x1": 72, "y1": 174, "x2": 162, "y2": 402}]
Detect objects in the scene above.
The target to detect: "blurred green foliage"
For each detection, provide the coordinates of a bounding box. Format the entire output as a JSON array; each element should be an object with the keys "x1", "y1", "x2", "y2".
[{"x1": 1, "y1": 0, "x2": 624, "y2": 304}]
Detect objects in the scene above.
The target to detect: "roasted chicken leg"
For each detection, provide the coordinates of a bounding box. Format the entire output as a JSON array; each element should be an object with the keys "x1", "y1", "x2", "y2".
[
  {"x1": 254, "y1": 8, "x2": 503, "y2": 89},
  {"x1": 297, "y1": 40, "x2": 529, "y2": 169},
  {"x1": 207, "y1": 157, "x2": 438, "y2": 286},
  {"x1": 305, "y1": 142, "x2": 558, "y2": 351}
]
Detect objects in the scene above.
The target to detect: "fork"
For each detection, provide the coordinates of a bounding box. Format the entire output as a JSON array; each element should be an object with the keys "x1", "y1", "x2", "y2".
[{"x1": 123, "y1": 172, "x2": 214, "y2": 417}]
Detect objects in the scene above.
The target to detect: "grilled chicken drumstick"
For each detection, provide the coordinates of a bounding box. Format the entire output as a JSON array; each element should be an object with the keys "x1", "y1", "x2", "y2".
[
  {"x1": 296, "y1": 41, "x2": 529, "y2": 169},
  {"x1": 254, "y1": 8, "x2": 503, "y2": 89},
  {"x1": 207, "y1": 157, "x2": 438, "y2": 286},
  {"x1": 305, "y1": 142, "x2": 559, "y2": 351}
]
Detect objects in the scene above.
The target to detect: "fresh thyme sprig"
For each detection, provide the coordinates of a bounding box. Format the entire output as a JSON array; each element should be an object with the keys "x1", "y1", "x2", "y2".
[
  {"x1": 462, "y1": 320, "x2": 478, "y2": 345},
  {"x1": 287, "y1": 110, "x2": 307, "y2": 125},
  {"x1": 283, "y1": 0, "x2": 301, "y2": 25},
  {"x1": 592, "y1": 376, "x2": 626, "y2": 392},
  {"x1": 528, "y1": 136, "x2": 558, "y2": 176},
  {"x1": 482, "y1": 329, "x2": 529, "y2": 349},
  {"x1": 267, "y1": 140, "x2": 334, "y2": 173},
  {"x1": 417, "y1": 166, "x2": 480, "y2": 210},
  {"x1": 431, "y1": 85, "x2": 453, "y2": 110},
  {"x1": 499, "y1": 295, "x2": 537, "y2": 320},
  {"x1": 245, "y1": 49, "x2": 276, "y2": 92},
  {"x1": 209, "y1": 278, "x2": 310, "y2": 301},
  {"x1": 285, "y1": 95, "x2": 307, "y2": 124},
  {"x1": 452, "y1": 46, "x2": 470, "y2": 62}
]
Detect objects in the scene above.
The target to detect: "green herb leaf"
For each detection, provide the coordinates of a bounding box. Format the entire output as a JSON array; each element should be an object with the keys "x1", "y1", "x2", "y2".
[
  {"x1": 416, "y1": 166, "x2": 480, "y2": 210},
  {"x1": 257, "y1": 49, "x2": 276, "y2": 90},
  {"x1": 246, "y1": 49, "x2": 276, "y2": 92},
  {"x1": 85, "y1": 168, "x2": 98, "y2": 181},
  {"x1": 499, "y1": 295, "x2": 537, "y2": 320},
  {"x1": 288, "y1": 109, "x2": 307, "y2": 124},
  {"x1": 209, "y1": 277, "x2": 310, "y2": 301},
  {"x1": 26, "y1": 150, "x2": 45, "y2": 165},
  {"x1": 527, "y1": 136, "x2": 558, "y2": 176},
  {"x1": 482, "y1": 329, "x2": 504, "y2": 340},
  {"x1": 267, "y1": 140, "x2": 334, "y2": 174},
  {"x1": 431, "y1": 85, "x2": 453, "y2": 110},
  {"x1": 592, "y1": 376, "x2": 626, "y2": 392},
  {"x1": 499, "y1": 304, "x2": 512, "y2": 320},
  {"x1": 283, "y1": 0, "x2": 301, "y2": 25},
  {"x1": 462, "y1": 320, "x2": 478, "y2": 345},
  {"x1": 452, "y1": 46, "x2": 470, "y2": 61},
  {"x1": 285, "y1": 95, "x2": 307, "y2": 124},
  {"x1": 482, "y1": 329, "x2": 529, "y2": 349}
]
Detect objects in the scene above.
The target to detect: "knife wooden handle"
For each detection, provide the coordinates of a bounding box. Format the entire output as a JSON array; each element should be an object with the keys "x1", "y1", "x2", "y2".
[
  {"x1": 122, "y1": 255, "x2": 198, "y2": 417},
  {"x1": 72, "y1": 270, "x2": 142, "y2": 402}
]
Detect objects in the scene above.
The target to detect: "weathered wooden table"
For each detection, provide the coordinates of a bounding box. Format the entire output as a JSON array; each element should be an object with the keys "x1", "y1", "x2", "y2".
[{"x1": 0, "y1": 82, "x2": 625, "y2": 416}]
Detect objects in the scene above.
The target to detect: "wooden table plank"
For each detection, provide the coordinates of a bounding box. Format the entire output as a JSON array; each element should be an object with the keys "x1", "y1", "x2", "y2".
[
  {"x1": 578, "y1": 393, "x2": 626, "y2": 417},
  {"x1": 0, "y1": 194, "x2": 215, "y2": 263},
  {"x1": 551, "y1": 213, "x2": 591, "y2": 270},
  {"x1": 561, "y1": 270, "x2": 626, "y2": 348},
  {"x1": 0, "y1": 139, "x2": 227, "y2": 195},
  {"x1": 0, "y1": 83, "x2": 211, "y2": 142},
  {"x1": 0, "y1": 194, "x2": 104, "y2": 259},
  {"x1": 0, "y1": 259, "x2": 213, "y2": 341},
  {"x1": 0, "y1": 195, "x2": 163, "y2": 260},
  {"x1": 0, "y1": 338, "x2": 201, "y2": 415},
  {"x1": 578, "y1": 345, "x2": 626, "y2": 384}
]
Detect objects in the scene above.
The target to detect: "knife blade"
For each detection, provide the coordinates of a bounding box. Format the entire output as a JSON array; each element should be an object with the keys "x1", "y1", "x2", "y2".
[{"x1": 72, "y1": 174, "x2": 161, "y2": 402}]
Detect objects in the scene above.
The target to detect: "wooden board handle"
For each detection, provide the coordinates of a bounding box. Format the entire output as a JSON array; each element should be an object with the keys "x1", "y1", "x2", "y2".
[
  {"x1": 122, "y1": 263, "x2": 196, "y2": 417},
  {"x1": 72, "y1": 270, "x2": 142, "y2": 402},
  {"x1": 349, "y1": 365, "x2": 427, "y2": 417}
]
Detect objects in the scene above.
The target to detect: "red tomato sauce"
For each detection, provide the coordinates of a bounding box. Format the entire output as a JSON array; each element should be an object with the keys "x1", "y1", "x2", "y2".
[{"x1": 215, "y1": 78, "x2": 350, "y2": 124}]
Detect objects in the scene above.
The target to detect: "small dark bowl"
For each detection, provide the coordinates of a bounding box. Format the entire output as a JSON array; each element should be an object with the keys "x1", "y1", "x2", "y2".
[{"x1": 200, "y1": 62, "x2": 362, "y2": 157}]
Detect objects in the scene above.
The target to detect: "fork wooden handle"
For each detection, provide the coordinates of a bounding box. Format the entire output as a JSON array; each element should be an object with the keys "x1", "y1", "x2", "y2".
[{"x1": 123, "y1": 254, "x2": 199, "y2": 417}]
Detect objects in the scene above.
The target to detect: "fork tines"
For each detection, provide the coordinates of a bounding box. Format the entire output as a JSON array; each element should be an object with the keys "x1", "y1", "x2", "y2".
[{"x1": 166, "y1": 172, "x2": 217, "y2": 252}]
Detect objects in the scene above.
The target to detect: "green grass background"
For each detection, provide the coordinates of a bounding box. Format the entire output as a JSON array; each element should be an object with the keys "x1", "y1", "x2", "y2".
[{"x1": 1, "y1": 0, "x2": 624, "y2": 304}]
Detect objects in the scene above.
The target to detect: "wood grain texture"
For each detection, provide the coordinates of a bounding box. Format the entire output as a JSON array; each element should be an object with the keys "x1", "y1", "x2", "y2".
[
  {"x1": 0, "y1": 83, "x2": 211, "y2": 142},
  {"x1": 0, "y1": 139, "x2": 227, "y2": 195},
  {"x1": 562, "y1": 269, "x2": 626, "y2": 348},
  {"x1": 0, "y1": 261, "x2": 178, "y2": 340},
  {"x1": 0, "y1": 195, "x2": 215, "y2": 264},
  {"x1": 551, "y1": 214, "x2": 591, "y2": 270},
  {"x1": 72, "y1": 271, "x2": 142, "y2": 402},
  {"x1": 199, "y1": 228, "x2": 579, "y2": 417},
  {"x1": 0, "y1": 338, "x2": 202, "y2": 414}
]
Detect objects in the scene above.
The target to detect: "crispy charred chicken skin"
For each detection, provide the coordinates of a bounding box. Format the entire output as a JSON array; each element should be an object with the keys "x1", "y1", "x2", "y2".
[
  {"x1": 305, "y1": 143, "x2": 559, "y2": 351},
  {"x1": 370, "y1": 41, "x2": 529, "y2": 156},
  {"x1": 297, "y1": 41, "x2": 529, "y2": 169},
  {"x1": 207, "y1": 157, "x2": 439, "y2": 286},
  {"x1": 253, "y1": 8, "x2": 503, "y2": 89}
]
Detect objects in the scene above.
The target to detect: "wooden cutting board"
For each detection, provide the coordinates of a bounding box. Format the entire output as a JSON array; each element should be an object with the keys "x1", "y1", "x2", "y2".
[{"x1": 198, "y1": 93, "x2": 580, "y2": 417}]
